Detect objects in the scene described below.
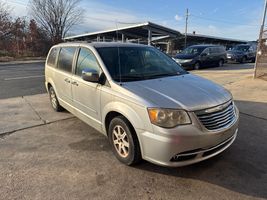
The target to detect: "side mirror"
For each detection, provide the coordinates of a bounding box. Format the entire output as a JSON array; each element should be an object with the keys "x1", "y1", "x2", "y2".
[
  {"x1": 82, "y1": 69, "x2": 99, "y2": 83},
  {"x1": 201, "y1": 53, "x2": 207, "y2": 57}
]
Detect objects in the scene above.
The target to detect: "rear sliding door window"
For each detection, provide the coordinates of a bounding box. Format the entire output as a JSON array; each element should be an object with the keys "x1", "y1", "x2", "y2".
[
  {"x1": 57, "y1": 47, "x2": 76, "y2": 73},
  {"x1": 47, "y1": 47, "x2": 59, "y2": 67}
]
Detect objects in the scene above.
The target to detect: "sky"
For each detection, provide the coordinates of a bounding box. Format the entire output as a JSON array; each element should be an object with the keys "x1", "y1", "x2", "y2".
[{"x1": 6, "y1": 0, "x2": 266, "y2": 41}]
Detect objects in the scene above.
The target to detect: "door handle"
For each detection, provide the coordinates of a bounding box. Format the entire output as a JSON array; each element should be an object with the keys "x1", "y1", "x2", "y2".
[
  {"x1": 71, "y1": 81, "x2": 79, "y2": 86},
  {"x1": 64, "y1": 78, "x2": 70, "y2": 83}
]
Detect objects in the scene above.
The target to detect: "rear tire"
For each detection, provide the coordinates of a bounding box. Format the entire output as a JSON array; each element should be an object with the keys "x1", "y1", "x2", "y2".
[
  {"x1": 48, "y1": 86, "x2": 64, "y2": 112},
  {"x1": 108, "y1": 116, "x2": 142, "y2": 165}
]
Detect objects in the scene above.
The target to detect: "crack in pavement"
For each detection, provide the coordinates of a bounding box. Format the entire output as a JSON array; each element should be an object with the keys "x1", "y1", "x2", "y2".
[
  {"x1": 0, "y1": 116, "x2": 75, "y2": 139},
  {"x1": 22, "y1": 96, "x2": 47, "y2": 124},
  {"x1": 239, "y1": 111, "x2": 267, "y2": 121}
]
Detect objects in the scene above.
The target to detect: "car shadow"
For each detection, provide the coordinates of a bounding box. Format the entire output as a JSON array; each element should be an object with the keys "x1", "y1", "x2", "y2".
[{"x1": 133, "y1": 100, "x2": 267, "y2": 199}]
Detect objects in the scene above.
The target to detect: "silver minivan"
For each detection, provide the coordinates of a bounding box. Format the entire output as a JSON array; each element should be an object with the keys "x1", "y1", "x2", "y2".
[{"x1": 45, "y1": 42, "x2": 239, "y2": 167}]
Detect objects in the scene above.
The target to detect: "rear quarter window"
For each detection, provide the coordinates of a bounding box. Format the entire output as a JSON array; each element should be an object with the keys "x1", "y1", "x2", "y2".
[
  {"x1": 47, "y1": 47, "x2": 59, "y2": 67},
  {"x1": 57, "y1": 47, "x2": 76, "y2": 73}
]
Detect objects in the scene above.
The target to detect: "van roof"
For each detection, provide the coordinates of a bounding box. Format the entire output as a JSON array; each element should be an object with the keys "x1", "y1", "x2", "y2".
[
  {"x1": 189, "y1": 44, "x2": 223, "y2": 48},
  {"x1": 54, "y1": 42, "x2": 149, "y2": 48}
]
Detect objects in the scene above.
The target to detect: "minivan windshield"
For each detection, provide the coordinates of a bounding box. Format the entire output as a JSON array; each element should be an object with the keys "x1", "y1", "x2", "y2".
[
  {"x1": 181, "y1": 46, "x2": 206, "y2": 55},
  {"x1": 232, "y1": 45, "x2": 250, "y2": 52},
  {"x1": 97, "y1": 46, "x2": 187, "y2": 82}
]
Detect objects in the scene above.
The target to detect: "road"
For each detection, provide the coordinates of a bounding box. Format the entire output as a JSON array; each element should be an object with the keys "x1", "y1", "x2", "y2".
[{"x1": 0, "y1": 61, "x2": 46, "y2": 99}]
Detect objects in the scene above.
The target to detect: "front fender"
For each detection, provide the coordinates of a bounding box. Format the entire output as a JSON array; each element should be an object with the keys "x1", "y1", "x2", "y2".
[{"x1": 102, "y1": 101, "x2": 145, "y2": 134}]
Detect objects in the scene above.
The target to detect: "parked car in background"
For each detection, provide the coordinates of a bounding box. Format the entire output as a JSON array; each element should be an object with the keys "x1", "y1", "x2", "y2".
[
  {"x1": 226, "y1": 44, "x2": 257, "y2": 63},
  {"x1": 45, "y1": 42, "x2": 239, "y2": 167},
  {"x1": 173, "y1": 45, "x2": 226, "y2": 70}
]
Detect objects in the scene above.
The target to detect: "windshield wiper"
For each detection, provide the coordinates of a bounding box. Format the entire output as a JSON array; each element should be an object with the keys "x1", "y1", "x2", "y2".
[
  {"x1": 114, "y1": 72, "x2": 184, "y2": 82},
  {"x1": 144, "y1": 72, "x2": 181, "y2": 79},
  {"x1": 113, "y1": 75, "x2": 144, "y2": 82}
]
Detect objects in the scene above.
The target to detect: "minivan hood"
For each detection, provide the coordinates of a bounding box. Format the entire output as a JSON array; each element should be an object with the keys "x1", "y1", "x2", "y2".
[
  {"x1": 123, "y1": 74, "x2": 232, "y2": 111},
  {"x1": 175, "y1": 54, "x2": 197, "y2": 59}
]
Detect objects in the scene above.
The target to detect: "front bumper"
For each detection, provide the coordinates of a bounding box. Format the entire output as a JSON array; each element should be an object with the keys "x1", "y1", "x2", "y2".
[
  {"x1": 227, "y1": 55, "x2": 242, "y2": 62},
  {"x1": 173, "y1": 59, "x2": 195, "y2": 70},
  {"x1": 137, "y1": 106, "x2": 239, "y2": 167},
  {"x1": 179, "y1": 62, "x2": 195, "y2": 70}
]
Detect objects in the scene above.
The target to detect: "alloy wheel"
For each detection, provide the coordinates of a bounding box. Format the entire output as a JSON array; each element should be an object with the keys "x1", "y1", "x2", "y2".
[{"x1": 112, "y1": 125, "x2": 130, "y2": 158}]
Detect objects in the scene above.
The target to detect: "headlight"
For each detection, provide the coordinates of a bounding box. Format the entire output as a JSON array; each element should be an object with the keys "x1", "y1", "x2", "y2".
[
  {"x1": 173, "y1": 59, "x2": 192, "y2": 64},
  {"x1": 148, "y1": 108, "x2": 191, "y2": 128},
  {"x1": 178, "y1": 59, "x2": 193, "y2": 63}
]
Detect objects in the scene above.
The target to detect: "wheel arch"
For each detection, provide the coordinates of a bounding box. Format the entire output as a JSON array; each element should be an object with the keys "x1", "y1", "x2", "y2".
[
  {"x1": 102, "y1": 102, "x2": 145, "y2": 136},
  {"x1": 45, "y1": 78, "x2": 58, "y2": 96},
  {"x1": 103, "y1": 104, "x2": 145, "y2": 161}
]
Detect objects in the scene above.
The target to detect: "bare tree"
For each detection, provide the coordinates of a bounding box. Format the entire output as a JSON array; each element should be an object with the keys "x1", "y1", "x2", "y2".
[
  {"x1": 0, "y1": 0, "x2": 12, "y2": 40},
  {"x1": 29, "y1": 0, "x2": 84, "y2": 44}
]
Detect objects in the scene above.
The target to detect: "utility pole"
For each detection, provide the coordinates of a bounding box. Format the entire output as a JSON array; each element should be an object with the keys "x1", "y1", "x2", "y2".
[
  {"x1": 254, "y1": 0, "x2": 267, "y2": 78},
  {"x1": 184, "y1": 8, "x2": 189, "y2": 49}
]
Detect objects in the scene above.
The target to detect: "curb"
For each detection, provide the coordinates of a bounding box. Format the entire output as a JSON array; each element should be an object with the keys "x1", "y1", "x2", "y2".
[{"x1": 0, "y1": 60, "x2": 45, "y2": 66}]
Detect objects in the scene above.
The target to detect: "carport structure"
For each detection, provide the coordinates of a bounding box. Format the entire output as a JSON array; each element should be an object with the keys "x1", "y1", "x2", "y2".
[
  {"x1": 155, "y1": 33, "x2": 248, "y2": 53},
  {"x1": 64, "y1": 21, "x2": 182, "y2": 47},
  {"x1": 185, "y1": 33, "x2": 247, "y2": 49},
  {"x1": 65, "y1": 21, "x2": 248, "y2": 54}
]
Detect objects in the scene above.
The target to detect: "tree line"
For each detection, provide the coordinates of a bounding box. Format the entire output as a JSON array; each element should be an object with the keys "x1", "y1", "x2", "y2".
[{"x1": 0, "y1": 0, "x2": 83, "y2": 60}]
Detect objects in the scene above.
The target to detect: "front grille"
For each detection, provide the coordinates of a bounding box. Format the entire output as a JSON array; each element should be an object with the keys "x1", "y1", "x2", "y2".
[{"x1": 195, "y1": 101, "x2": 236, "y2": 131}]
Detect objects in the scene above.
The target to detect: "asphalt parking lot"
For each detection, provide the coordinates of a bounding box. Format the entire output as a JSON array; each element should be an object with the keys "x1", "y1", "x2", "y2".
[
  {"x1": 0, "y1": 63, "x2": 267, "y2": 200},
  {"x1": 0, "y1": 61, "x2": 45, "y2": 99}
]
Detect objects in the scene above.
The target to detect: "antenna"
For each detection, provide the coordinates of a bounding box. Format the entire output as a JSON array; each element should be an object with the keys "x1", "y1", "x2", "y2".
[{"x1": 115, "y1": 20, "x2": 122, "y2": 85}]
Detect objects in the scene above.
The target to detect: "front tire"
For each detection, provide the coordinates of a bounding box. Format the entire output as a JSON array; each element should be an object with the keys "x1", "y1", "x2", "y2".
[
  {"x1": 240, "y1": 56, "x2": 246, "y2": 63},
  {"x1": 108, "y1": 116, "x2": 142, "y2": 165},
  {"x1": 218, "y1": 59, "x2": 224, "y2": 67},
  {"x1": 194, "y1": 62, "x2": 201, "y2": 70},
  {"x1": 48, "y1": 86, "x2": 64, "y2": 112}
]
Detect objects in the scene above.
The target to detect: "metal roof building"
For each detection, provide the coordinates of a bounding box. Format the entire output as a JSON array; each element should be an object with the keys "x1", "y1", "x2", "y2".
[
  {"x1": 64, "y1": 21, "x2": 248, "y2": 53},
  {"x1": 64, "y1": 21, "x2": 182, "y2": 45}
]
